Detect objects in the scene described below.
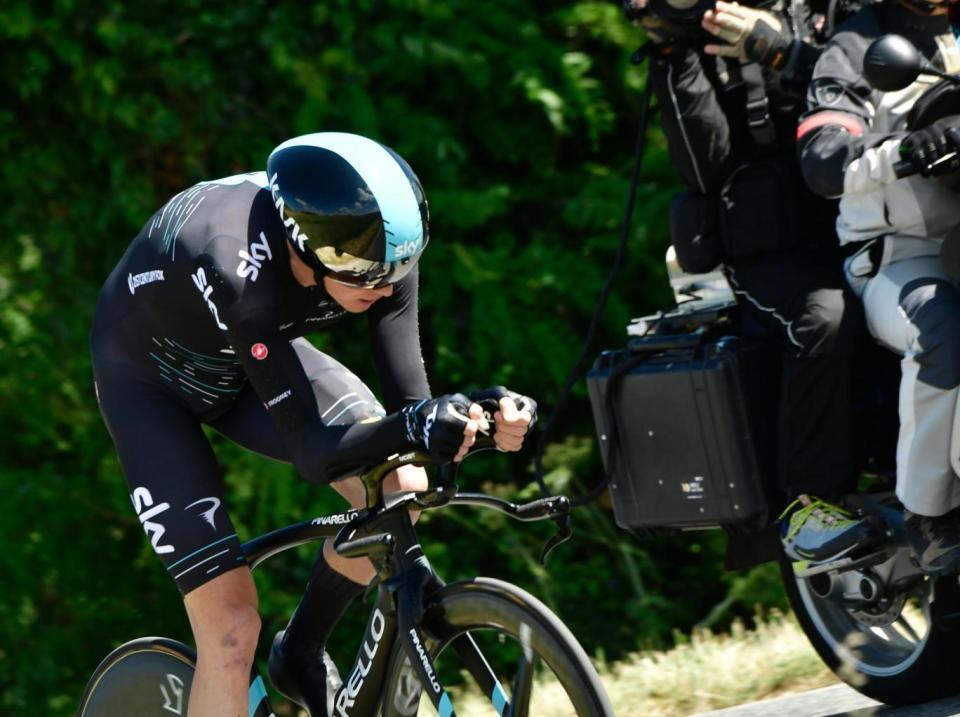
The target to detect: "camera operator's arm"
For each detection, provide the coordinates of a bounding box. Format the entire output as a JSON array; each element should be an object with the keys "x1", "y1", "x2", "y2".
[
  {"x1": 701, "y1": 1, "x2": 821, "y2": 96},
  {"x1": 625, "y1": 0, "x2": 733, "y2": 192},
  {"x1": 796, "y1": 37, "x2": 897, "y2": 198},
  {"x1": 648, "y1": 47, "x2": 735, "y2": 193}
]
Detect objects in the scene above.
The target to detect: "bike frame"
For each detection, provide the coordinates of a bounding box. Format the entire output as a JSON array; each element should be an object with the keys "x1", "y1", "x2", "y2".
[{"x1": 241, "y1": 450, "x2": 572, "y2": 717}]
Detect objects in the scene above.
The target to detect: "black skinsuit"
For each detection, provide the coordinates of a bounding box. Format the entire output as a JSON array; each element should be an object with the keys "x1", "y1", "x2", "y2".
[{"x1": 90, "y1": 172, "x2": 431, "y2": 594}]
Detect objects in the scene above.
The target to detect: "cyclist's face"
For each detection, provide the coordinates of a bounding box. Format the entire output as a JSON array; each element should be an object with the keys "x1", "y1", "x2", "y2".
[{"x1": 322, "y1": 275, "x2": 394, "y2": 312}]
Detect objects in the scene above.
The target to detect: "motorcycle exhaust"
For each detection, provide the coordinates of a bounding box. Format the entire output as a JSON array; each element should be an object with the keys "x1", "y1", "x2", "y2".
[{"x1": 806, "y1": 570, "x2": 881, "y2": 606}]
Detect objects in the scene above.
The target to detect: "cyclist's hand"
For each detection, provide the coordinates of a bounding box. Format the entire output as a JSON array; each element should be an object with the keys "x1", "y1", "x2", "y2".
[
  {"x1": 455, "y1": 403, "x2": 484, "y2": 462},
  {"x1": 469, "y1": 387, "x2": 537, "y2": 453},
  {"x1": 401, "y1": 394, "x2": 479, "y2": 462},
  {"x1": 702, "y1": 2, "x2": 794, "y2": 69},
  {"x1": 901, "y1": 117, "x2": 960, "y2": 177},
  {"x1": 493, "y1": 395, "x2": 536, "y2": 452}
]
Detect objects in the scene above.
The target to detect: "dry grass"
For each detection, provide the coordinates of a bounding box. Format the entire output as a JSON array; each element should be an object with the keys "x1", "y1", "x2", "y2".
[{"x1": 450, "y1": 611, "x2": 837, "y2": 717}]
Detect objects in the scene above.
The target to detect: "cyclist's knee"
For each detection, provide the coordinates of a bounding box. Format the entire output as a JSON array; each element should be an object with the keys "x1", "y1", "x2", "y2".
[
  {"x1": 384, "y1": 464, "x2": 428, "y2": 494},
  {"x1": 185, "y1": 568, "x2": 261, "y2": 666},
  {"x1": 386, "y1": 465, "x2": 427, "y2": 521}
]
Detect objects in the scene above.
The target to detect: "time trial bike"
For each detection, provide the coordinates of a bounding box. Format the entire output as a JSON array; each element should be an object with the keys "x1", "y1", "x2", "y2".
[{"x1": 78, "y1": 439, "x2": 615, "y2": 716}]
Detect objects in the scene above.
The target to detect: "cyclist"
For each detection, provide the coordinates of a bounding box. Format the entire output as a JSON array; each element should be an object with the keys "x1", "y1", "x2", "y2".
[
  {"x1": 625, "y1": 0, "x2": 877, "y2": 562},
  {"x1": 798, "y1": 1, "x2": 960, "y2": 569},
  {"x1": 89, "y1": 132, "x2": 536, "y2": 717}
]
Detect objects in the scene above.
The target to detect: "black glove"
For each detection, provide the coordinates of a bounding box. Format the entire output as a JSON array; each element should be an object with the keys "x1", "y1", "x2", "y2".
[
  {"x1": 400, "y1": 394, "x2": 472, "y2": 461},
  {"x1": 468, "y1": 386, "x2": 539, "y2": 432},
  {"x1": 901, "y1": 116, "x2": 960, "y2": 177}
]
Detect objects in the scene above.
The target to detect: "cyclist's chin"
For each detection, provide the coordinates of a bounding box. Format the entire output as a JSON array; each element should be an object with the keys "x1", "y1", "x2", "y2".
[{"x1": 338, "y1": 296, "x2": 379, "y2": 313}]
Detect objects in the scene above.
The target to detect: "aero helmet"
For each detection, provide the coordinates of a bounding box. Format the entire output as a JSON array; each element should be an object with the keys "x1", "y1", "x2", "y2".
[{"x1": 267, "y1": 132, "x2": 429, "y2": 288}]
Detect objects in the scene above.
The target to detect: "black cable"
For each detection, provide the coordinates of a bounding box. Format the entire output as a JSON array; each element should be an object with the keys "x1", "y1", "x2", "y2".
[{"x1": 532, "y1": 54, "x2": 656, "y2": 507}]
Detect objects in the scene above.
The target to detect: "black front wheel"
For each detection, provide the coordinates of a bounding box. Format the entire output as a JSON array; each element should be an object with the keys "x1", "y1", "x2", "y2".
[{"x1": 381, "y1": 577, "x2": 614, "y2": 717}]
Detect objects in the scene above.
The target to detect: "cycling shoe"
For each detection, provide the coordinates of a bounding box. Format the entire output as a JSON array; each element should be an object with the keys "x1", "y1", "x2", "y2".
[{"x1": 267, "y1": 630, "x2": 342, "y2": 717}]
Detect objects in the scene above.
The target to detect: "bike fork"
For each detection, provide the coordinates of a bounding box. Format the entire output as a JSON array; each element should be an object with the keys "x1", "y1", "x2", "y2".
[{"x1": 249, "y1": 671, "x2": 275, "y2": 717}]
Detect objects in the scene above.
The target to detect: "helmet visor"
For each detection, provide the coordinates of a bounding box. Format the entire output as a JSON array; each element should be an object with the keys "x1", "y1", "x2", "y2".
[{"x1": 325, "y1": 257, "x2": 419, "y2": 289}]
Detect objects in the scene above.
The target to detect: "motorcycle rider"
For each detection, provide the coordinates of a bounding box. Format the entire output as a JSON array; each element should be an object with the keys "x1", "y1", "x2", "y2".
[
  {"x1": 625, "y1": 0, "x2": 877, "y2": 562},
  {"x1": 798, "y1": 0, "x2": 960, "y2": 570}
]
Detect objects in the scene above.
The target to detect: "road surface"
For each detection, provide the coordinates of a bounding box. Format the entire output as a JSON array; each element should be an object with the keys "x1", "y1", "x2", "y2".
[{"x1": 694, "y1": 685, "x2": 960, "y2": 717}]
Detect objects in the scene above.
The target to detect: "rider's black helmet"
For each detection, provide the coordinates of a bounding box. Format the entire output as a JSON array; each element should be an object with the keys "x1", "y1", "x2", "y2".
[{"x1": 267, "y1": 133, "x2": 429, "y2": 289}]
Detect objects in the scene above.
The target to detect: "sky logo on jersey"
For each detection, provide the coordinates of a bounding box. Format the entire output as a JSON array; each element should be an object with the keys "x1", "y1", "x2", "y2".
[
  {"x1": 251, "y1": 343, "x2": 269, "y2": 360},
  {"x1": 236, "y1": 231, "x2": 273, "y2": 282},
  {"x1": 269, "y1": 172, "x2": 308, "y2": 252},
  {"x1": 192, "y1": 267, "x2": 228, "y2": 331},
  {"x1": 128, "y1": 270, "x2": 165, "y2": 295},
  {"x1": 131, "y1": 487, "x2": 175, "y2": 555}
]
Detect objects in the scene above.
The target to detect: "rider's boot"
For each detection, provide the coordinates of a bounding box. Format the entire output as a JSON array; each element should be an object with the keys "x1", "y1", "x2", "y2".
[
  {"x1": 780, "y1": 494, "x2": 883, "y2": 562},
  {"x1": 268, "y1": 630, "x2": 342, "y2": 717},
  {"x1": 904, "y1": 506, "x2": 960, "y2": 573}
]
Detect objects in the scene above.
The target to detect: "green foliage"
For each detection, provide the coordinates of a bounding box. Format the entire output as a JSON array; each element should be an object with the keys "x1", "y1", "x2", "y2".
[{"x1": 0, "y1": 1, "x2": 785, "y2": 712}]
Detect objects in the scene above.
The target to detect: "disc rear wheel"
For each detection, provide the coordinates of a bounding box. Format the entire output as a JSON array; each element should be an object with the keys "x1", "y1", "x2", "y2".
[{"x1": 78, "y1": 638, "x2": 196, "y2": 716}]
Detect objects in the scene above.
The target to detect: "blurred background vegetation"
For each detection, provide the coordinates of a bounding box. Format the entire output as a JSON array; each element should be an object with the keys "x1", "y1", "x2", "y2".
[{"x1": 0, "y1": 0, "x2": 787, "y2": 712}]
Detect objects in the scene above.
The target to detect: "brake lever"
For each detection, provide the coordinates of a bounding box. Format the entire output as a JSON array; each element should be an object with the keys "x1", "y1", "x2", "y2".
[{"x1": 539, "y1": 512, "x2": 572, "y2": 566}]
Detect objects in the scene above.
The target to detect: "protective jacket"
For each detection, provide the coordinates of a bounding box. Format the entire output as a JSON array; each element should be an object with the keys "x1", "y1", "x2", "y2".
[{"x1": 797, "y1": 5, "x2": 960, "y2": 246}]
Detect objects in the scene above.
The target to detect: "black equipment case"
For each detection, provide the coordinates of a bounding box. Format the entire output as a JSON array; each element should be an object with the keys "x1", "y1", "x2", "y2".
[{"x1": 587, "y1": 326, "x2": 777, "y2": 534}]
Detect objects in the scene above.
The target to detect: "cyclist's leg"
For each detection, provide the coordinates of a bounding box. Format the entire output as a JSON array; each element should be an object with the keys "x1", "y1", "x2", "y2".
[
  {"x1": 184, "y1": 569, "x2": 260, "y2": 717},
  {"x1": 92, "y1": 359, "x2": 258, "y2": 717},
  {"x1": 209, "y1": 338, "x2": 422, "y2": 710}
]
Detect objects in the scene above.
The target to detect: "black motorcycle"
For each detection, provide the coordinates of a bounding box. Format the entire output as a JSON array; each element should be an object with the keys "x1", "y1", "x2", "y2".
[{"x1": 588, "y1": 35, "x2": 960, "y2": 707}]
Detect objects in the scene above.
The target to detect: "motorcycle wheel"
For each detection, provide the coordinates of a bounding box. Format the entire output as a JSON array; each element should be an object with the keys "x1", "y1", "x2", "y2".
[{"x1": 780, "y1": 551, "x2": 960, "y2": 706}]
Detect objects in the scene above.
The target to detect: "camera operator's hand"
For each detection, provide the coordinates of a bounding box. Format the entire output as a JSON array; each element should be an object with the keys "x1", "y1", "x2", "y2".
[
  {"x1": 701, "y1": 1, "x2": 794, "y2": 69},
  {"x1": 468, "y1": 387, "x2": 537, "y2": 452},
  {"x1": 401, "y1": 394, "x2": 482, "y2": 462},
  {"x1": 623, "y1": 0, "x2": 687, "y2": 45},
  {"x1": 901, "y1": 117, "x2": 960, "y2": 177}
]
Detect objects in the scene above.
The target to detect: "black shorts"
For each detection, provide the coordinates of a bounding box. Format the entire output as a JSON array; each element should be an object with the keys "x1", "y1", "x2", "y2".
[{"x1": 92, "y1": 338, "x2": 384, "y2": 596}]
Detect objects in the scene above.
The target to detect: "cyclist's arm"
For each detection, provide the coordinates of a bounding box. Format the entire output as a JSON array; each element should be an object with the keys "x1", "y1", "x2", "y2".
[
  {"x1": 194, "y1": 252, "x2": 414, "y2": 483},
  {"x1": 366, "y1": 265, "x2": 431, "y2": 413}
]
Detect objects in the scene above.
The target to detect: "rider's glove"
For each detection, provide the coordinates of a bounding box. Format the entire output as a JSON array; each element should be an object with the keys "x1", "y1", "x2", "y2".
[
  {"x1": 901, "y1": 116, "x2": 960, "y2": 177},
  {"x1": 468, "y1": 387, "x2": 539, "y2": 433},
  {"x1": 702, "y1": 3, "x2": 795, "y2": 69},
  {"x1": 400, "y1": 394, "x2": 472, "y2": 461}
]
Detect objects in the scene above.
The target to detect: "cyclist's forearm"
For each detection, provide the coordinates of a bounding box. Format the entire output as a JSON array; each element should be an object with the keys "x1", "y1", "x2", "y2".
[{"x1": 289, "y1": 413, "x2": 412, "y2": 484}]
